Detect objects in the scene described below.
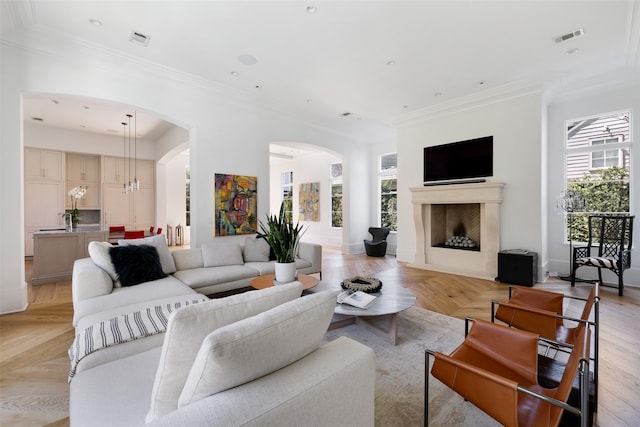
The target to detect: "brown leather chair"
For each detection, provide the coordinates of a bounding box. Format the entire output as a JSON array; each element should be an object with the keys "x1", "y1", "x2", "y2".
[
  {"x1": 425, "y1": 319, "x2": 591, "y2": 427},
  {"x1": 492, "y1": 285, "x2": 599, "y2": 410}
]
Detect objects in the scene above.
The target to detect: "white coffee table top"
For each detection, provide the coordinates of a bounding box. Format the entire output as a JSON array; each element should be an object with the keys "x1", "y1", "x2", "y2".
[{"x1": 311, "y1": 279, "x2": 416, "y2": 317}]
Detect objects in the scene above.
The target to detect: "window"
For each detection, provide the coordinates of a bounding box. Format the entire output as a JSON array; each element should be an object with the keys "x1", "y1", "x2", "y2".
[
  {"x1": 330, "y1": 162, "x2": 343, "y2": 228},
  {"x1": 379, "y1": 153, "x2": 397, "y2": 231},
  {"x1": 185, "y1": 166, "x2": 190, "y2": 226},
  {"x1": 281, "y1": 171, "x2": 293, "y2": 223},
  {"x1": 564, "y1": 111, "x2": 631, "y2": 242}
]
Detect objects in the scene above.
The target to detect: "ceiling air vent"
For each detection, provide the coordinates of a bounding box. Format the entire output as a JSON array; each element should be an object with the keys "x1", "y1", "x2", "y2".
[
  {"x1": 554, "y1": 28, "x2": 584, "y2": 44},
  {"x1": 129, "y1": 31, "x2": 150, "y2": 47},
  {"x1": 32, "y1": 117, "x2": 44, "y2": 122}
]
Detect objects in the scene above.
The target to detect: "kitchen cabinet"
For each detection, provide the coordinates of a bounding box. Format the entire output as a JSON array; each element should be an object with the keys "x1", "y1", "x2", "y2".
[
  {"x1": 102, "y1": 159, "x2": 155, "y2": 229},
  {"x1": 25, "y1": 148, "x2": 63, "y2": 180},
  {"x1": 66, "y1": 153, "x2": 100, "y2": 182}
]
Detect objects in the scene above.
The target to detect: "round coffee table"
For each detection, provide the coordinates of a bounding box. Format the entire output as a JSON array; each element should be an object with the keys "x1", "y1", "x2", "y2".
[
  {"x1": 311, "y1": 280, "x2": 416, "y2": 345},
  {"x1": 250, "y1": 273, "x2": 319, "y2": 290}
]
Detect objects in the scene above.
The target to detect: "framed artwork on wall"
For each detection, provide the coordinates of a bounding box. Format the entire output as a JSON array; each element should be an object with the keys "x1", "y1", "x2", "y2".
[
  {"x1": 299, "y1": 182, "x2": 320, "y2": 222},
  {"x1": 214, "y1": 173, "x2": 257, "y2": 236}
]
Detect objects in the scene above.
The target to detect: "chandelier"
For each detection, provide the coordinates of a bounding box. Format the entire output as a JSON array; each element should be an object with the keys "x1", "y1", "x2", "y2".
[{"x1": 121, "y1": 112, "x2": 140, "y2": 194}]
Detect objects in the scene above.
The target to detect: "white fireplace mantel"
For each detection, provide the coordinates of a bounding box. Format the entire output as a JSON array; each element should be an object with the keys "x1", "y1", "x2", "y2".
[{"x1": 409, "y1": 182, "x2": 504, "y2": 280}]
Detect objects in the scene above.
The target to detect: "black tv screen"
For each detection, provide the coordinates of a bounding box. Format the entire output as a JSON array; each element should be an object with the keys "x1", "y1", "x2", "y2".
[{"x1": 423, "y1": 136, "x2": 493, "y2": 183}]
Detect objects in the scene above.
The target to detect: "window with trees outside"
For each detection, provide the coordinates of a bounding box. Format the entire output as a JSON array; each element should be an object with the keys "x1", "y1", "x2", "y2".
[
  {"x1": 563, "y1": 111, "x2": 631, "y2": 242},
  {"x1": 330, "y1": 162, "x2": 343, "y2": 228},
  {"x1": 281, "y1": 171, "x2": 293, "y2": 223},
  {"x1": 379, "y1": 153, "x2": 397, "y2": 231}
]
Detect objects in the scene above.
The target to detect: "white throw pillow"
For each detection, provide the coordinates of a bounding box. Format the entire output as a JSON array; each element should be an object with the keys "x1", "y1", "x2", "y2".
[
  {"x1": 242, "y1": 236, "x2": 271, "y2": 262},
  {"x1": 145, "y1": 282, "x2": 304, "y2": 423},
  {"x1": 177, "y1": 290, "x2": 336, "y2": 407},
  {"x1": 87, "y1": 241, "x2": 118, "y2": 282},
  {"x1": 201, "y1": 242, "x2": 243, "y2": 267},
  {"x1": 118, "y1": 234, "x2": 176, "y2": 275}
]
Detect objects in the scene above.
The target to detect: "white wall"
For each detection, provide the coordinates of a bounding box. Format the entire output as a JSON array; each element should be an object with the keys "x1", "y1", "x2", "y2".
[
  {"x1": 547, "y1": 81, "x2": 640, "y2": 286},
  {"x1": 0, "y1": 41, "x2": 369, "y2": 313},
  {"x1": 396, "y1": 92, "x2": 546, "y2": 278}
]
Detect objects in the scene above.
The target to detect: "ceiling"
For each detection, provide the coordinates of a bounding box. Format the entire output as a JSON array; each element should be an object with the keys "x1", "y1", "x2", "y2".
[{"x1": 3, "y1": 0, "x2": 639, "y2": 149}]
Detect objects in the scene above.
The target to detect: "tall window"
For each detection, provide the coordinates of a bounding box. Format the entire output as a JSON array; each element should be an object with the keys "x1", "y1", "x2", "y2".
[
  {"x1": 185, "y1": 166, "x2": 190, "y2": 226},
  {"x1": 564, "y1": 111, "x2": 631, "y2": 241},
  {"x1": 330, "y1": 162, "x2": 343, "y2": 228},
  {"x1": 379, "y1": 153, "x2": 397, "y2": 231},
  {"x1": 281, "y1": 171, "x2": 293, "y2": 223}
]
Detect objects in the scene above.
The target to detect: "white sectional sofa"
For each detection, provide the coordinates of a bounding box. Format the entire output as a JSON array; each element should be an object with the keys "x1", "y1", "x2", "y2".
[{"x1": 69, "y1": 235, "x2": 375, "y2": 426}]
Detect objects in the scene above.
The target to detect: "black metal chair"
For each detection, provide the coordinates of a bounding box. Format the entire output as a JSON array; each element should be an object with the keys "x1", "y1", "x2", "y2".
[
  {"x1": 571, "y1": 215, "x2": 634, "y2": 296},
  {"x1": 364, "y1": 227, "x2": 390, "y2": 257}
]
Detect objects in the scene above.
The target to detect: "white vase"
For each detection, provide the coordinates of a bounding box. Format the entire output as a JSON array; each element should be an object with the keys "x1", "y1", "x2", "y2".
[{"x1": 274, "y1": 262, "x2": 297, "y2": 284}]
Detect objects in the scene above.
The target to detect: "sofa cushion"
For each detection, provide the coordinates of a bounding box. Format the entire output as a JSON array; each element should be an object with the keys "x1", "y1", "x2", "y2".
[
  {"x1": 243, "y1": 236, "x2": 271, "y2": 262},
  {"x1": 201, "y1": 242, "x2": 243, "y2": 267},
  {"x1": 177, "y1": 290, "x2": 336, "y2": 407},
  {"x1": 145, "y1": 281, "x2": 304, "y2": 423},
  {"x1": 171, "y1": 248, "x2": 204, "y2": 271},
  {"x1": 88, "y1": 241, "x2": 118, "y2": 282},
  {"x1": 110, "y1": 245, "x2": 167, "y2": 287},
  {"x1": 118, "y1": 234, "x2": 177, "y2": 275},
  {"x1": 72, "y1": 276, "x2": 194, "y2": 327},
  {"x1": 172, "y1": 265, "x2": 259, "y2": 290}
]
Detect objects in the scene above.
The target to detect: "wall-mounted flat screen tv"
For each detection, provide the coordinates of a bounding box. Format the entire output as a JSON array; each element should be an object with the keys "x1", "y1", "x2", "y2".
[{"x1": 423, "y1": 136, "x2": 493, "y2": 184}]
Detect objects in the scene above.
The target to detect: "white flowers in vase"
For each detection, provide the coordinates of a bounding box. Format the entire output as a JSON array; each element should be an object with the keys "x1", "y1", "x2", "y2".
[{"x1": 68, "y1": 186, "x2": 87, "y2": 224}]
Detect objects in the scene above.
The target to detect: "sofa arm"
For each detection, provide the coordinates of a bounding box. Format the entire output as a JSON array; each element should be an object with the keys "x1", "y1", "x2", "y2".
[
  {"x1": 298, "y1": 242, "x2": 322, "y2": 276},
  {"x1": 150, "y1": 336, "x2": 374, "y2": 427},
  {"x1": 72, "y1": 258, "x2": 114, "y2": 305}
]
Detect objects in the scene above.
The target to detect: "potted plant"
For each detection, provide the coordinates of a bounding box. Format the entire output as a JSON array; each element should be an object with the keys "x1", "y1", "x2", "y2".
[{"x1": 259, "y1": 201, "x2": 306, "y2": 283}]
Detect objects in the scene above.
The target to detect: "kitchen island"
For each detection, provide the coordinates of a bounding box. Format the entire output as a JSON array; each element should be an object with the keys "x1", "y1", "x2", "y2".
[{"x1": 32, "y1": 226, "x2": 108, "y2": 285}]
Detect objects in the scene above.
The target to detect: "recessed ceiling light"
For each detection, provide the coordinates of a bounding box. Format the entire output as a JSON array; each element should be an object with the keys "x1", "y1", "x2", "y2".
[
  {"x1": 433, "y1": 92, "x2": 442, "y2": 97},
  {"x1": 306, "y1": 99, "x2": 313, "y2": 103},
  {"x1": 51, "y1": 99, "x2": 60, "y2": 104},
  {"x1": 386, "y1": 60, "x2": 396, "y2": 66},
  {"x1": 306, "y1": 5, "x2": 317, "y2": 14},
  {"x1": 230, "y1": 71, "x2": 239, "y2": 76},
  {"x1": 479, "y1": 80, "x2": 486, "y2": 85},
  {"x1": 238, "y1": 54, "x2": 257, "y2": 65},
  {"x1": 81, "y1": 106, "x2": 90, "y2": 110},
  {"x1": 566, "y1": 48, "x2": 580, "y2": 55},
  {"x1": 341, "y1": 112, "x2": 352, "y2": 117},
  {"x1": 255, "y1": 85, "x2": 261, "y2": 89},
  {"x1": 32, "y1": 117, "x2": 44, "y2": 122},
  {"x1": 89, "y1": 19, "x2": 102, "y2": 26}
]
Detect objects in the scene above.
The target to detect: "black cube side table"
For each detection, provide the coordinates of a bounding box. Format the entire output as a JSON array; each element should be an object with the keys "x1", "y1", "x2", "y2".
[{"x1": 497, "y1": 250, "x2": 538, "y2": 286}]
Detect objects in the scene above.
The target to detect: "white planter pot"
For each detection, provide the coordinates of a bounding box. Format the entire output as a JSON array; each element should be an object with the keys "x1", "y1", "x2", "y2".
[{"x1": 274, "y1": 262, "x2": 297, "y2": 284}]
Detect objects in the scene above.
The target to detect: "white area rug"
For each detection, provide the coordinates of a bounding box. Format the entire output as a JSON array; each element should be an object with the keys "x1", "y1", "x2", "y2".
[{"x1": 323, "y1": 306, "x2": 500, "y2": 427}]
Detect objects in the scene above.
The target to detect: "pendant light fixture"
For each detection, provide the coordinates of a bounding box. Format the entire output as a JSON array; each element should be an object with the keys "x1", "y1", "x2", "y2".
[
  {"x1": 121, "y1": 112, "x2": 141, "y2": 194},
  {"x1": 121, "y1": 120, "x2": 128, "y2": 194}
]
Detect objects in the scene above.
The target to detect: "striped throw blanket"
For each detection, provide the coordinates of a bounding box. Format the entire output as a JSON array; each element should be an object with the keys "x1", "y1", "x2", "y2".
[{"x1": 68, "y1": 296, "x2": 207, "y2": 382}]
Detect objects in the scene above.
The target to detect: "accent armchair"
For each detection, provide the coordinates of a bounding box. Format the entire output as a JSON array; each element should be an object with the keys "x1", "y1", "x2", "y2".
[
  {"x1": 364, "y1": 227, "x2": 390, "y2": 257},
  {"x1": 571, "y1": 215, "x2": 634, "y2": 296},
  {"x1": 425, "y1": 319, "x2": 591, "y2": 427}
]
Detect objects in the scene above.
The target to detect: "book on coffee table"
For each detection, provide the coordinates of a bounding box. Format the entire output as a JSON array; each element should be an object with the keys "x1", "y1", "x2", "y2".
[{"x1": 337, "y1": 290, "x2": 377, "y2": 309}]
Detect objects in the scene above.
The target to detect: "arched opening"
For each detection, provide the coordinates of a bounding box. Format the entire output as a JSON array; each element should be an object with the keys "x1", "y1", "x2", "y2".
[{"x1": 269, "y1": 141, "x2": 345, "y2": 249}]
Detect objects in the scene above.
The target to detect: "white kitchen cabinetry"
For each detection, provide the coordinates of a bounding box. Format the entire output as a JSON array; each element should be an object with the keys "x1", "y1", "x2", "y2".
[
  {"x1": 25, "y1": 148, "x2": 63, "y2": 180},
  {"x1": 102, "y1": 158, "x2": 155, "y2": 230},
  {"x1": 66, "y1": 153, "x2": 101, "y2": 209},
  {"x1": 24, "y1": 149, "x2": 65, "y2": 256}
]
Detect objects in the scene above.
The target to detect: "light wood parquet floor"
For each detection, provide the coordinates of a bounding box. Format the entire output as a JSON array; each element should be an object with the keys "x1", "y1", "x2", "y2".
[{"x1": 1, "y1": 247, "x2": 639, "y2": 426}]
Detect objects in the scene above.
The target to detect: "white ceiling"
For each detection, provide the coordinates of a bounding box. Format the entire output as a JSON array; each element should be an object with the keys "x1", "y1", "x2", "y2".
[{"x1": 3, "y1": 0, "x2": 639, "y2": 148}]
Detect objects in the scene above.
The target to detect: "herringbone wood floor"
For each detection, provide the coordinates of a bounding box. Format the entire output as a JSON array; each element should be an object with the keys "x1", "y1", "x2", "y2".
[{"x1": 1, "y1": 248, "x2": 639, "y2": 426}]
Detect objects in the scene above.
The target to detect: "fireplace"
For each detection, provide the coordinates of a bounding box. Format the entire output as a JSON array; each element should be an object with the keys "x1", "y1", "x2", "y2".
[{"x1": 410, "y1": 183, "x2": 504, "y2": 280}]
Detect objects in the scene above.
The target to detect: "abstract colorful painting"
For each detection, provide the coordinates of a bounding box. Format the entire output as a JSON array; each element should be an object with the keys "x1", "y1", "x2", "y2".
[
  {"x1": 214, "y1": 173, "x2": 257, "y2": 236},
  {"x1": 299, "y1": 182, "x2": 320, "y2": 221}
]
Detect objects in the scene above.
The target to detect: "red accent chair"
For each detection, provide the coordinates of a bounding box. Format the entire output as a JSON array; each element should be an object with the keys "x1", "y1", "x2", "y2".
[
  {"x1": 149, "y1": 226, "x2": 155, "y2": 233},
  {"x1": 123, "y1": 230, "x2": 145, "y2": 239},
  {"x1": 156, "y1": 227, "x2": 163, "y2": 234}
]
